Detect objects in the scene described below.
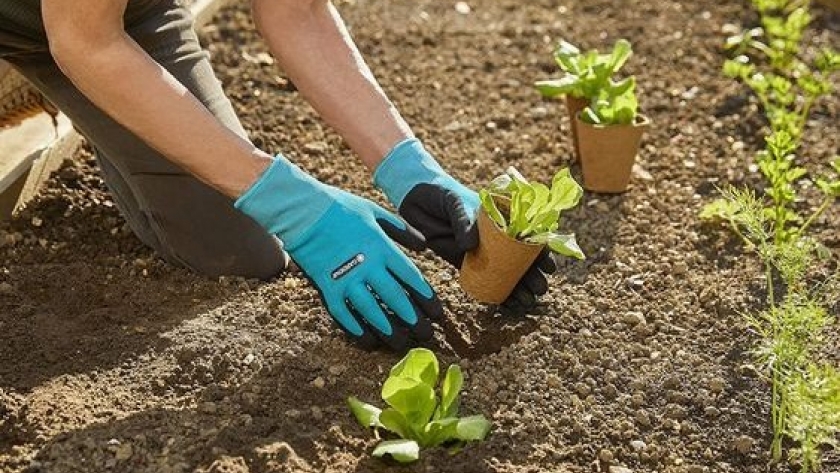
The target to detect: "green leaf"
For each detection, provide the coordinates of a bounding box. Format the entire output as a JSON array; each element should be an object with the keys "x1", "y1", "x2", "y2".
[
  {"x1": 372, "y1": 439, "x2": 420, "y2": 463},
  {"x1": 606, "y1": 39, "x2": 632, "y2": 75},
  {"x1": 379, "y1": 408, "x2": 414, "y2": 439},
  {"x1": 381, "y1": 376, "x2": 437, "y2": 427},
  {"x1": 347, "y1": 396, "x2": 383, "y2": 429},
  {"x1": 524, "y1": 183, "x2": 552, "y2": 222},
  {"x1": 582, "y1": 106, "x2": 601, "y2": 124},
  {"x1": 388, "y1": 348, "x2": 439, "y2": 388},
  {"x1": 535, "y1": 76, "x2": 581, "y2": 98},
  {"x1": 439, "y1": 365, "x2": 463, "y2": 419},
  {"x1": 454, "y1": 415, "x2": 492, "y2": 442},
  {"x1": 700, "y1": 198, "x2": 738, "y2": 221},
  {"x1": 816, "y1": 179, "x2": 840, "y2": 198},
  {"x1": 479, "y1": 190, "x2": 507, "y2": 230},
  {"x1": 421, "y1": 418, "x2": 459, "y2": 448},
  {"x1": 527, "y1": 233, "x2": 585, "y2": 260},
  {"x1": 549, "y1": 168, "x2": 584, "y2": 211}
]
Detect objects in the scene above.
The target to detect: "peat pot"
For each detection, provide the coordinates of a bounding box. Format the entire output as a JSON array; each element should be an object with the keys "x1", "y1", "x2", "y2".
[
  {"x1": 565, "y1": 95, "x2": 589, "y2": 161},
  {"x1": 575, "y1": 113, "x2": 650, "y2": 193},
  {"x1": 460, "y1": 203, "x2": 544, "y2": 304}
]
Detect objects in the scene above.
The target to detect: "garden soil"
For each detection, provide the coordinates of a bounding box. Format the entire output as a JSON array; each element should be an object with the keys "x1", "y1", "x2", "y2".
[{"x1": 1, "y1": 0, "x2": 838, "y2": 472}]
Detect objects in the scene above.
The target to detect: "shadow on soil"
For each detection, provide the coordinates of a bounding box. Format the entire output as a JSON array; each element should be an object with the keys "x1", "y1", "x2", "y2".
[
  {"x1": 435, "y1": 190, "x2": 625, "y2": 361},
  {"x1": 26, "y1": 346, "x2": 536, "y2": 473}
]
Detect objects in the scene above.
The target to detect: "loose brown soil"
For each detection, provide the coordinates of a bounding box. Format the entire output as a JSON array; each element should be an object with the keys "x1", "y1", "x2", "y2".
[{"x1": 2, "y1": 0, "x2": 838, "y2": 472}]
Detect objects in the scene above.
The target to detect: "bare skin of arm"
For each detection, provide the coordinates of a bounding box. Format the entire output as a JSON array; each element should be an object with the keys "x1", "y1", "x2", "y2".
[
  {"x1": 42, "y1": 0, "x2": 272, "y2": 198},
  {"x1": 250, "y1": 0, "x2": 415, "y2": 170}
]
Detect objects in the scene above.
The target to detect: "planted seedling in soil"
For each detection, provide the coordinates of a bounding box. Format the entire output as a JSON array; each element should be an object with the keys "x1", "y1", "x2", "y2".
[
  {"x1": 459, "y1": 167, "x2": 584, "y2": 303},
  {"x1": 347, "y1": 348, "x2": 491, "y2": 463}
]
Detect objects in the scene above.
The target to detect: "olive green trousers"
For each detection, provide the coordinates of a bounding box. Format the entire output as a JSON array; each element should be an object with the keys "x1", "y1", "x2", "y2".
[{"x1": 0, "y1": 1, "x2": 286, "y2": 279}]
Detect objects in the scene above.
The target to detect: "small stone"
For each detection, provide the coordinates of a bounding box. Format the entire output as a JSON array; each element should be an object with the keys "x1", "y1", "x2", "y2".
[
  {"x1": 284, "y1": 409, "x2": 301, "y2": 419},
  {"x1": 708, "y1": 377, "x2": 726, "y2": 393},
  {"x1": 609, "y1": 467, "x2": 633, "y2": 473},
  {"x1": 599, "y1": 449, "x2": 614, "y2": 463},
  {"x1": 530, "y1": 106, "x2": 548, "y2": 118},
  {"x1": 328, "y1": 365, "x2": 346, "y2": 376},
  {"x1": 704, "y1": 406, "x2": 720, "y2": 418},
  {"x1": 732, "y1": 435, "x2": 753, "y2": 454},
  {"x1": 575, "y1": 383, "x2": 591, "y2": 396},
  {"x1": 623, "y1": 312, "x2": 645, "y2": 326},
  {"x1": 242, "y1": 353, "x2": 256, "y2": 365},
  {"x1": 632, "y1": 164, "x2": 653, "y2": 181},
  {"x1": 114, "y1": 443, "x2": 133, "y2": 461},
  {"x1": 626, "y1": 275, "x2": 645, "y2": 289},
  {"x1": 31, "y1": 217, "x2": 43, "y2": 227},
  {"x1": 200, "y1": 402, "x2": 217, "y2": 414},
  {"x1": 547, "y1": 375, "x2": 562, "y2": 389},
  {"x1": 311, "y1": 406, "x2": 323, "y2": 421},
  {"x1": 455, "y1": 2, "x2": 471, "y2": 14},
  {"x1": 630, "y1": 440, "x2": 647, "y2": 451},
  {"x1": 303, "y1": 142, "x2": 328, "y2": 155},
  {"x1": 664, "y1": 404, "x2": 687, "y2": 420},
  {"x1": 444, "y1": 121, "x2": 464, "y2": 132},
  {"x1": 311, "y1": 377, "x2": 326, "y2": 389}
]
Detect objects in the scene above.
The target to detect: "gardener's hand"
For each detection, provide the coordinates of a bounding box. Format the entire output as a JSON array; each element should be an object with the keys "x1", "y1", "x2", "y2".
[
  {"x1": 373, "y1": 138, "x2": 556, "y2": 316},
  {"x1": 236, "y1": 155, "x2": 443, "y2": 351}
]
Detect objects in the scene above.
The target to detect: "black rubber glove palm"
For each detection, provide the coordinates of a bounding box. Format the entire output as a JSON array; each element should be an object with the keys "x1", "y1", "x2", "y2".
[{"x1": 374, "y1": 139, "x2": 556, "y2": 316}]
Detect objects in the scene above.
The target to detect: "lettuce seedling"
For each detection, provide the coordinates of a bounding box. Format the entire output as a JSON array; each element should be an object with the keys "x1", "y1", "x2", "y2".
[
  {"x1": 479, "y1": 167, "x2": 585, "y2": 260},
  {"x1": 535, "y1": 39, "x2": 632, "y2": 100},
  {"x1": 347, "y1": 349, "x2": 490, "y2": 463},
  {"x1": 580, "y1": 77, "x2": 639, "y2": 126}
]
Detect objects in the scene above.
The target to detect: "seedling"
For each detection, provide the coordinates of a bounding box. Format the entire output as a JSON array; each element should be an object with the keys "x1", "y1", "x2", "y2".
[
  {"x1": 535, "y1": 39, "x2": 633, "y2": 101},
  {"x1": 479, "y1": 167, "x2": 584, "y2": 260},
  {"x1": 580, "y1": 77, "x2": 638, "y2": 126},
  {"x1": 347, "y1": 349, "x2": 491, "y2": 463},
  {"x1": 709, "y1": 1, "x2": 840, "y2": 470},
  {"x1": 785, "y1": 365, "x2": 840, "y2": 473}
]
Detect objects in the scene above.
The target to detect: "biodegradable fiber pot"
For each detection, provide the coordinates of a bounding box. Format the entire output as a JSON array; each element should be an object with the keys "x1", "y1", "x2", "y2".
[
  {"x1": 575, "y1": 113, "x2": 650, "y2": 193},
  {"x1": 565, "y1": 95, "x2": 589, "y2": 161},
  {"x1": 459, "y1": 206, "x2": 545, "y2": 304}
]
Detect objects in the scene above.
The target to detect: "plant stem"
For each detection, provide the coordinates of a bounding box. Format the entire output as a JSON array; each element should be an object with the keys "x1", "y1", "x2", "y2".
[
  {"x1": 729, "y1": 218, "x2": 755, "y2": 249},
  {"x1": 797, "y1": 196, "x2": 833, "y2": 237},
  {"x1": 766, "y1": 260, "x2": 776, "y2": 308}
]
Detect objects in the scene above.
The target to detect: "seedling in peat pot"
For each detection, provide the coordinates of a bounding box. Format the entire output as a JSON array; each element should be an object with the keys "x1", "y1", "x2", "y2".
[
  {"x1": 535, "y1": 39, "x2": 634, "y2": 157},
  {"x1": 575, "y1": 76, "x2": 650, "y2": 193},
  {"x1": 347, "y1": 348, "x2": 491, "y2": 463},
  {"x1": 459, "y1": 167, "x2": 584, "y2": 303}
]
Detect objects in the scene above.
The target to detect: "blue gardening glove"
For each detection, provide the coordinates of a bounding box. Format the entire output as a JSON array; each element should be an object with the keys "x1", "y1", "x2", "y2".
[
  {"x1": 235, "y1": 155, "x2": 443, "y2": 351},
  {"x1": 373, "y1": 138, "x2": 557, "y2": 316}
]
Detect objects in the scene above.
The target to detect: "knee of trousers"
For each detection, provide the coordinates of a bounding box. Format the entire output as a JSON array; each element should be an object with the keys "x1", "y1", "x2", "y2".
[
  {"x1": 124, "y1": 174, "x2": 289, "y2": 281},
  {"x1": 162, "y1": 231, "x2": 289, "y2": 281}
]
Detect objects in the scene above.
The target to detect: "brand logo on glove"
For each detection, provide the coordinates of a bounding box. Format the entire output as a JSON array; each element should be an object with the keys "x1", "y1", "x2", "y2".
[{"x1": 331, "y1": 253, "x2": 365, "y2": 280}]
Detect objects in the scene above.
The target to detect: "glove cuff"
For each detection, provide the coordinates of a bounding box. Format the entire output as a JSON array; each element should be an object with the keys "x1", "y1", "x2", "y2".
[
  {"x1": 373, "y1": 138, "x2": 446, "y2": 208},
  {"x1": 235, "y1": 154, "x2": 333, "y2": 248}
]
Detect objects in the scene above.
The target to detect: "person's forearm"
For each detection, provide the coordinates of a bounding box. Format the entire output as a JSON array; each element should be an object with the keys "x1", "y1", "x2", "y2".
[
  {"x1": 50, "y1": 33, "x2": 271, "y2": 198},
  {"x1": 252, "y1": 0, "x2": 413, "y2": 169}
]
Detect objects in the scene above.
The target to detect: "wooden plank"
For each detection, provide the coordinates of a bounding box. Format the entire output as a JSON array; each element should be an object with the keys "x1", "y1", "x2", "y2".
[{"x1": 0, "y1": 0, "x2": 230, "y2": 220}]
